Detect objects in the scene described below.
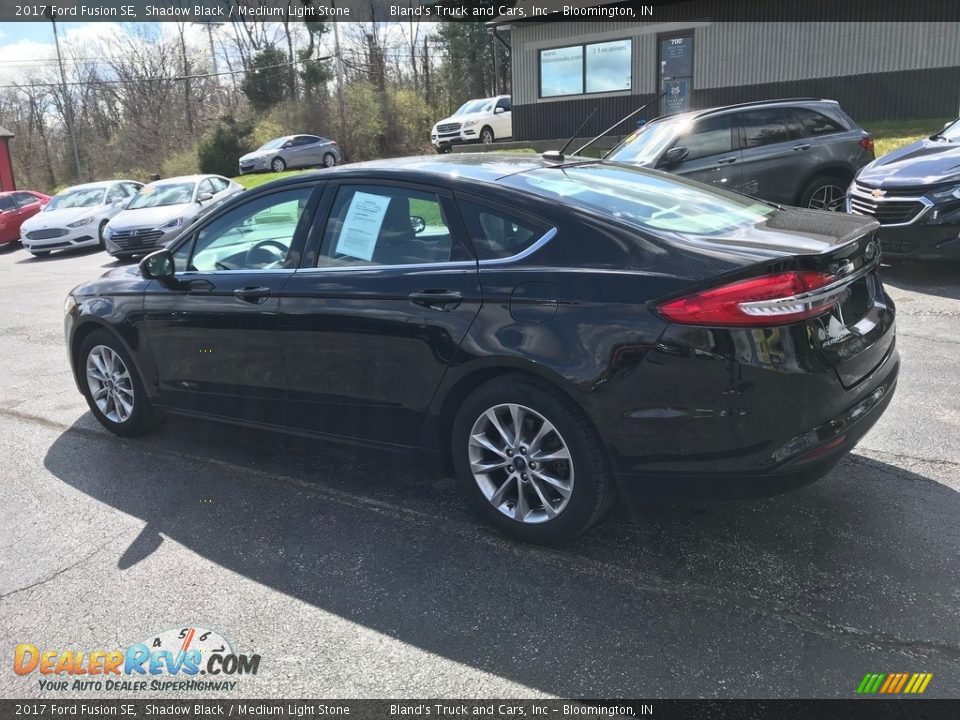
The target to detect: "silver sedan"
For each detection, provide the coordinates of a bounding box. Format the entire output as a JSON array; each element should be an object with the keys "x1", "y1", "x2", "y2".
[{"x1": 238, "y1": 135, "x2": 341, "y2": 174}]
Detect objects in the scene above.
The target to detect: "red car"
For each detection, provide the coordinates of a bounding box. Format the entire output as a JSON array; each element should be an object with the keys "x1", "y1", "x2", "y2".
[{"x1": 0, "y1": 191, "x2": 50, "y2": 246}]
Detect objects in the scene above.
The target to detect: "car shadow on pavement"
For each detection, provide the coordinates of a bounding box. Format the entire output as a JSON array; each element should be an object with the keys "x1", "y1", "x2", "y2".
[
  {"x1": 43, "y1": 415, "x2": 960, "y2": 697},
  {"x1": 13, "y1": 246, "x2": 105, "y2": 264},
  {"x1": 882, "y1": 260, "x2": 960, "y2": 301}
]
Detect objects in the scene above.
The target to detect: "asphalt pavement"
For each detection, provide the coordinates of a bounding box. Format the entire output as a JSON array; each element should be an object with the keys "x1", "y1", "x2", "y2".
[{"x1": 0, "y1": 242, "x2": 957, "y2": 699}]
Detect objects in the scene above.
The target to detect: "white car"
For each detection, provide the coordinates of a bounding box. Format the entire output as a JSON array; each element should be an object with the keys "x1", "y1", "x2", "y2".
[
  {"x1": 431, "y1": 95, "x2": 512, "y2": 153},
  {"x1": 20, "y1": 180, "x2": 143, "y2": 257},
  {"x1": 104, "y1": 174, "x2": 243, "y2": 259}
]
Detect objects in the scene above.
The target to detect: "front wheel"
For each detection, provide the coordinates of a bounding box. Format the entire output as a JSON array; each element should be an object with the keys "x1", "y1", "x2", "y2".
[
  {"x1": 97, "y1": 220, "x2": 108, "y2": 249},
  {"x1": 479, "y1": 126, "x2": 495, "y2": 145},
  {"x1": 79, "y1": 329, "x2": 157, "y2": 437},
  {"x1": 322, "y1": 152, "x2": 336, "y2": 168},
  {"x1": 270, "y1": 157, "x2": 286, "y2": 173},
  {"x1": 452, "y1": 375, "x2": 613, "y2": 543}
]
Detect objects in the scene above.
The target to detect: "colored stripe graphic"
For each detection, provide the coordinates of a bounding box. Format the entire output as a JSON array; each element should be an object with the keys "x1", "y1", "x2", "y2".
[{"x1": 857, "y1": 672, "x2": 932, "y2": 694}]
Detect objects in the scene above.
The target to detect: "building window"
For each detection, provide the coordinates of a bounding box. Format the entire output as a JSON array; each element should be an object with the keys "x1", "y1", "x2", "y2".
[{"x1": 539, "y1": 39, "x2": 632, "y2": 98}]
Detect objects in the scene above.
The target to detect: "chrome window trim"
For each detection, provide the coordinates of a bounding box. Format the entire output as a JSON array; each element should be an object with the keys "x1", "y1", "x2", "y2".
[{"x1": 295, "y1": 226, "x2": 559, "y2": 274}]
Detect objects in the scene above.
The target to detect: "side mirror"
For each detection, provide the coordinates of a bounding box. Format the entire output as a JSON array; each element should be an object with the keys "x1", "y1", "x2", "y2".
[
  {"x1": 140, "y1": 249, "x2": 175, "y2": 280},
  {"x1": 410, "y1": 215, "x2": 426, "y2": 234},
  {"x1": 197, "y1": 192, "x2": 214, "y2": 203},
  {"x1": 494, "y1": 107, "x2": 505, "y2": 115},
  {"x1": 943, "y1": 121, "x2": 952, "y2": 130},
  {"x1": 659, "y1": 146, "x2": 689, "y2": 167}
]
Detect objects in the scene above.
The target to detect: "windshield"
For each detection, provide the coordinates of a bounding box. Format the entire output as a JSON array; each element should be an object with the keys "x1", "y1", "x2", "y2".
[
  {"x1": 454, "y1": 100, "x2": 491, "y2": 116},
  {"x1": 938, "y1": 119, "x2": 960, "y2": 141},
  {"x1": 257, "y1": 138, "x2": 287, "y2": 151},
  {"x1": 127, "y1": 182, "x2": 196, "y2": 209},
  {"x1": 607, "y1": 118, "x2": 690, "y2": 165},
  {"x1": 46, "y1": 188, "x2": 106, "y2": 211},
  {"x1": 504, "y1": 164, "x2": 775, "y2": 236}
]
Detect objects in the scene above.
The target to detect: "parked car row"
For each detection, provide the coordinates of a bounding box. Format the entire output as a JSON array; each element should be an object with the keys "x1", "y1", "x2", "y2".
[
  {"x1": 16, "y1": 175, "x2": 243, "y2": 259},
  {"x1": 608, "y1": 98, "x2": 960, "y2": 261}
]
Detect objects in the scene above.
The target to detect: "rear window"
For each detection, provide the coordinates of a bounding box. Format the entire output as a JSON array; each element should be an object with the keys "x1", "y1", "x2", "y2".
[{"x1": 504, "y1": 164, "x2": 775, "y2": 236}]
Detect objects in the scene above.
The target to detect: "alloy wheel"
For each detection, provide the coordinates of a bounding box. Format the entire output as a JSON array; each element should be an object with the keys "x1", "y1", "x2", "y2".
[
  {"x1": 323, "y1": 153, "x2": 336, "y2": 168},
  {"x1": 468, "y1": 403, "x2": 574, "y2": 524},
  {"x1": 480, "y1": 129, "x2": 494, "y2": 144},
  {"x1": 85, "y1": 345, "x2": 135, "y2": 423},
  {"x1": 271, "y1": 158, "x2": 285, "y2": 173},
  {"x1": 808, "y1": 184, "x2": 846, "y2": 211}
]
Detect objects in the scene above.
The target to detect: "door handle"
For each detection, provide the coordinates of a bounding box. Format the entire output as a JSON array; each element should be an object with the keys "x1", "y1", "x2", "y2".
[
  {"x1": 716, "y1": 156, "x2": 738, "y2": 165},
  {"x1": 233, "y1": 286, "x2": 271, "y2": 304},
  {"x1": 793, "y1": 143, "x2": 811, "y2": 151},
  {"x1": 184, "y1": 279, "x2": 214, "y2": 293},
  {"x1": 408, "y1": 289, "x2": 462, "y2": 310}
]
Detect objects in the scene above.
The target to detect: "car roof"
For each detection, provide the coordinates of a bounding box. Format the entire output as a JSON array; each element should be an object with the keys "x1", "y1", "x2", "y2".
[
  {"x1": 251, "y1": 153, "x2": 596, "y2": 190},
  {"x1": 145, "y1": 175, "x2": 216, "y2": 184},
  {"x1": 56, "y1": 181, "x2": 121, "y2": 192},
  {"x1": 648, "y1": 97, "x2": 839, "y2": 124}
]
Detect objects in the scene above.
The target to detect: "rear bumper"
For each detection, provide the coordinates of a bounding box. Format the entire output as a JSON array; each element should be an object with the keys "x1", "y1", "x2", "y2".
[{"x1": 614, "y1": 346, "x2": 899, "y2": 505}]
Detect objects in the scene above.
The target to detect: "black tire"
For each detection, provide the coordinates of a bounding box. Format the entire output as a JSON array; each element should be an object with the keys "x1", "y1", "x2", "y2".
[
  {"x1": 29, "y1": 251, "x2": 51, "y2": 258},
  {"x1": 271, "y1": 156, "x2": 286, "y2": 173},
  {"x1": 322, "y1": 152, "x2": 336, "y2": 168},
  {"x1": 798, "y1": 174, "x2": 848, "y2": 212},
  {"x1": 97, "y1": 220, "x2": 108, "y2": 249},
  {"x1": 78, "y1": 329, "x2": 158, "y2": 437},
  {"x1": 479, "y1": 126, "x2": 495, "y2": 145},
  {"x1": 452, "y1": 374, "x2": 613, "y2": 543},
  {"x1": 436, "y1": 145, "x2": 451, "y2": 155}
]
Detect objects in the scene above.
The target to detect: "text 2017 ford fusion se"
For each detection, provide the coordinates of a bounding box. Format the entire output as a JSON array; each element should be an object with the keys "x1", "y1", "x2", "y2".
[{"x1": 64, "y1": 155, "x2": 898, "y2": 542}]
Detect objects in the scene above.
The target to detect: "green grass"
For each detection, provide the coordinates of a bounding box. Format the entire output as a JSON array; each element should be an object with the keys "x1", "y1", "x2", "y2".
[
  {"x1": 232, "y1": 170, "x2": 308, "y2": 189},
  {"x1": 862, "y1": 118, "x2": 951, "y2": 157}
]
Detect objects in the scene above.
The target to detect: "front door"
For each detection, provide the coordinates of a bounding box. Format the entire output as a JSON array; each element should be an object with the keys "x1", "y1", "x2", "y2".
[
  {"x1": 142, "y1": 185, "x2": 319, "y2": 423},
  {"x1": 666, "y1": 114, "x2": 742, "y2": 192},
  {"x1": 279, "y1": 181, "x2": 483, "y2": 448}
]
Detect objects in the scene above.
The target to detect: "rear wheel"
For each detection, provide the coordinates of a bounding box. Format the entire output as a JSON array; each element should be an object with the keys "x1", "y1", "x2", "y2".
[
  {"x1": 452, "y1": 375, "x2": 613, "y2": 543},
  {"x1": 79, "y1": 329, "x2": 157, "y2": 437},
  {"x1": 799, "y1": 175, "x2": 847, "y2": 212},
  {"x1": 270, "y1": 157, "x2": 286, "y2": 173}
]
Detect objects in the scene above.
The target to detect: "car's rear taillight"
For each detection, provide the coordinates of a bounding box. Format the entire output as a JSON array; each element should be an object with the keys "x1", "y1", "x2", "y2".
[
  {"x1": 656, "y1": 271, "x2": 843, "y2": 327},
  {"x1": 859, "y1": 136, "x2": 875, "y2": 153}
]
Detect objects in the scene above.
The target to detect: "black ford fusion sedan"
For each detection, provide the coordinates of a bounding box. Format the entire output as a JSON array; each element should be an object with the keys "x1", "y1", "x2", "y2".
[{"x1": 64, "y1": 154, "x2": 898, "y2": 542}]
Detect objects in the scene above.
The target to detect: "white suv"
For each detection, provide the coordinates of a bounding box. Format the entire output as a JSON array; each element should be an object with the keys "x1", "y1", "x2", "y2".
[{"x1": 431, "y1": 95, "x2": 512, "y2": 153}]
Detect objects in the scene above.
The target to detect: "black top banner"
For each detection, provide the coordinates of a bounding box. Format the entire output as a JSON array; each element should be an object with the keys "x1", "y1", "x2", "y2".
[{"x1": 0, "y1": 0, "x2": 957, "y2": 23}]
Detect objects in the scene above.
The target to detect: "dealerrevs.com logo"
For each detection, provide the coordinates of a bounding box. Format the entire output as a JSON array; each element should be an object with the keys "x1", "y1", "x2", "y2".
[{"x1": 13, "y1": 626, "x2": 261, "y2": 693}]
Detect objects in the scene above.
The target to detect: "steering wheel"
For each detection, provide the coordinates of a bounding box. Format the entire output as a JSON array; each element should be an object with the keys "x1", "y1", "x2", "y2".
[{"x1": 245, "y1": 239, "x2": 287, "y2": 268}]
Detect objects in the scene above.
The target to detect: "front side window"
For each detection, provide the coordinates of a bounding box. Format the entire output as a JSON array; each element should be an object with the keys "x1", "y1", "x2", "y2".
[
  {"x1": 177, "y1": 188, "x2": 312, "y2": 272},
  {"x1": 106, "y1": 185, "x2": 127, "y2": 204},
  {"x1": 198, "y1": 179, "x2": 215, "y2": 197},
  {"x1": 608, "y1": 118, "x2": 685, "y2": 165},
  {"x1": 457, "y1": 200, "x2": 545, "y2": 261},
  {"x1": 13, "y1": 192, "x2": 38, "y2": 207},
  {"x1": 210, "y1": 177, "x2": 229, "y2": 193},
  {"x1": 738, "y1": 109, "x2": 791, "y2": 148},
  {"x1": 676, "y1": 115, "x2": 734, "y2": 161},
  {"x1": 318, "y1": 186, "x2": 457, "y2": 267}
]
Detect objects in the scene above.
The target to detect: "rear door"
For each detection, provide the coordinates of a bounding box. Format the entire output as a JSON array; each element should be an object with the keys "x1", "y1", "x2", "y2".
[
  {"x1": 733, "y1": 107, "x2": 813, "y2": 204},
  {"x1": 278, "y1": 180, "x2": 483, "y2": 447},
  {"x1": 662, "y1": 114, "x2": 742, "y2": 192}
]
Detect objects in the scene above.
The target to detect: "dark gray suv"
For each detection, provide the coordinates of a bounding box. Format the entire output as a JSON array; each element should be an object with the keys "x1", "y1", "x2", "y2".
[{"x1": 607, "y1": 98, "x2": 874, "y2": 211}]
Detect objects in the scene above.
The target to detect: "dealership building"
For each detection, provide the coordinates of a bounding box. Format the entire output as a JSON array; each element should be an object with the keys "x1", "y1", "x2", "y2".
[{"x1": 494, "y1": 1, "x2": 960, "y2": 141}]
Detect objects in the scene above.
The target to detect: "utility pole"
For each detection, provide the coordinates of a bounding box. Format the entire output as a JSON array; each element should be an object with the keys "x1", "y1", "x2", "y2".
[
  {"x1": 49, "y1": 17, "x2": 82, "y2": 180},
  {"x1": 332, "y1": 2, "x2": 347, "y2": 149}
]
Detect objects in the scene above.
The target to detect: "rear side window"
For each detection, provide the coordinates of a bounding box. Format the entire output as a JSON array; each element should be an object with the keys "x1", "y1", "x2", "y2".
[
  {"x1": 676, "y1": 115, "x2": 734, "y2": 161},
  {"x1": 738, "y1": 108, "x2": 790, "y2": 147},
  {"x1": 788, "y1": 108, "x2": 845, "y2": 138},
  {"x1": 318, "y1": 185, "x2": 465, "y2": 267},
  {"x1": 456, "y1": 200, "x2": 545, "y2": 260}
]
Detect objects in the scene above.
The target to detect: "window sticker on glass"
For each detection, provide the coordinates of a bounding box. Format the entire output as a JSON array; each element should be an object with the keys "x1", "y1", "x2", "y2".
[{"x1": 335, "y1": 191, "x2": 392, "y2": 261}]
